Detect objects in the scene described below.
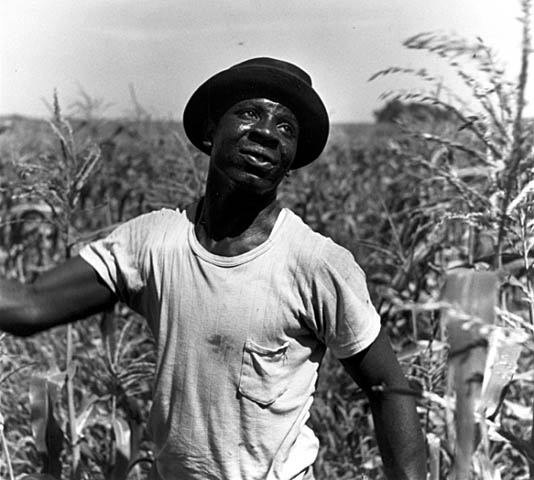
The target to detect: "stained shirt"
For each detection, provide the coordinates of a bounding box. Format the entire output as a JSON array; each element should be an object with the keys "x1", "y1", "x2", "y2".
[{"x1": 79, "y1": 205, "x2": 381, "y2": 480}]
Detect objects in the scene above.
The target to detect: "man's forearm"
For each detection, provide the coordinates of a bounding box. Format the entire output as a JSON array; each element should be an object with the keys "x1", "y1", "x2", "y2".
[
  {"x1": 0, "y1": 277, "x2": 41, "y2": 336},
  {"x1": 0, "y1": 256, "x2": 117, "y2": 337},
  {"x1": 370, "y1": 388, "x2": 427, "y2": 480},
  {"x1": 341, "y1": 329, "x2": 427, "y2": 479}
]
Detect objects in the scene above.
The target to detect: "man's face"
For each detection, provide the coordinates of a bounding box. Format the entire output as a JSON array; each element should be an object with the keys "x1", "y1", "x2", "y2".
[{"x1": 207, "y1": 98, "x2": 299, "y2": 195}]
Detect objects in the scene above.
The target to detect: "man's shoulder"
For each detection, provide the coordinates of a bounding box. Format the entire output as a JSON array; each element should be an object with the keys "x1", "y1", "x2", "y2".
[
  {"x1": 121, "y1": 205, "x2": 192, "y2": 231},
  {"x1": 102, "y1": 206, "x2": 194, "y2": 251},
  {"x1": 282, "y1": 209, "x2": 360, "y2": 271},
  {"x1": 281, "y1": 208, "x2": 328, "y2": 248}
]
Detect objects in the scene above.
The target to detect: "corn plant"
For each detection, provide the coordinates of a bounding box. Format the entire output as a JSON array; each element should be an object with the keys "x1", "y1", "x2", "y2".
[
  {"x1": 6, "y1": 92, "x2": 102, "y2": 478},
  {"x1": 1, "y1": 89, "x2": 191, "y2": 478},
  {"x1": 93, "y1": 309, "x2": 155, "y2": 479},
  {"x1": 371, "y1": 0, "x2": 534, "y2": 477}
]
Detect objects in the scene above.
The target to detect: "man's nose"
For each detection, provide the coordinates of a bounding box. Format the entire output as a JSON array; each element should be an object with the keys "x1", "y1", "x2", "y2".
[{"x1": 248, "y1": 117, "x2": 279, "y2": 148}]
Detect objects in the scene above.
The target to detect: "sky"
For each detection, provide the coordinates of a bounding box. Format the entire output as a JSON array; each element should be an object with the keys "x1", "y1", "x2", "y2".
[{"x1": 0, "y1": 0, "x2": 531, "y2": 123}]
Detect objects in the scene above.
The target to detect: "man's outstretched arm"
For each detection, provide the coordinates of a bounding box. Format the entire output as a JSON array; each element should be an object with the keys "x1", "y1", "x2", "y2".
[
  {"x1": 340, "y1": 327, "x2": 427, "y2": 480},
  {"x1": 0, "y1": 256, "x2": 117, "y2": 336}
]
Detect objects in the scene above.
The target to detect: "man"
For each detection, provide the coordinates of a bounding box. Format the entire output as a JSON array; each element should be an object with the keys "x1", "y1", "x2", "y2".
[{"x1": 0, "y1": 58, "x2": 426, "y2": 479}]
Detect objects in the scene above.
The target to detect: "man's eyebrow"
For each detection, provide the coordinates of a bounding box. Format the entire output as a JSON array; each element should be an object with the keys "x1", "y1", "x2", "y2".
[
  {"x1": 280, "y1": 113, "x2": 298, "y2": 122},
  {"x1": 232, "y1": 100, "x2": 298, "y2": 123},
  {"x1": 276, "y1": 111, "x2": 298, "y2": 126}
]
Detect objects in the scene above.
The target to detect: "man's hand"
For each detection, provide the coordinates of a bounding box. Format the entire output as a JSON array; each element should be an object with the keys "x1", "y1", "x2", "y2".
[
  {"x1": 340, "y1": 327, "x2": 427, "y2": 480},
  {"x1": 0, "y1": 256, "x2": 116, "y2": 336}
]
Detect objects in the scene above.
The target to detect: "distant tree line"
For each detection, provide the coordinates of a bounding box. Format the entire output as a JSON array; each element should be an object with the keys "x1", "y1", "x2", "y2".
[{"x1": 374, "y1": 99, "x2": 455, "y2": 123}]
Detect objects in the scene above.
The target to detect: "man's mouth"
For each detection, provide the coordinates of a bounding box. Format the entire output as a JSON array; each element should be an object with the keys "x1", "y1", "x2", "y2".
[{"x1": 240, "y1": 149, "x2": 275, "y2": 173}]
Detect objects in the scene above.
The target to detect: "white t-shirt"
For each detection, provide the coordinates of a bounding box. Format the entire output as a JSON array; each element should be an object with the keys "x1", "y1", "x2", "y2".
[{"x1": 79, "y1": 205, "x2": 381, "y2": 480}]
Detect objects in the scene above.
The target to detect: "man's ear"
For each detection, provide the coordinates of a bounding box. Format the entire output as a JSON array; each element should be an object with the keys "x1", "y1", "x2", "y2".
[{"x1": 202, "y1": 119, "x2": 216, "y2": 153}]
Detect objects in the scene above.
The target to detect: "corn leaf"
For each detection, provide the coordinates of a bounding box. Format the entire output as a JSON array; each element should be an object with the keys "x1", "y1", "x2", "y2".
[
  {"x1": 441, "y1": 268, "x2": 499, "y2": 327},
  {"x1": 398, "y1": 339, "x2": 447, "y2": 361},
  {"x1": 28, "y1": 376, "x2": 65, "y2": 478},
  {"x1": 20, "y1": 475, "x2": 59, "y2": 480},
  {"x1": 512, "y1": 369, "x2": 534, "y2": 382},
  {"x1": 74, "y1": 394, "x2": 99, "y2": 438},
  {"x1": 479, "y1": 327, "x2": 527, "y2": 415},
  {"x1": 473, "y1": 450, "x2": 502, "y2": 480},
  {"x1": 108, "y1": 417, "x2": 131, "y2": 480},
  {"x1": 427, "y1": 432, "x2": 441, "y2": 480},
  {"x1": 503, "y1": 399, "x2": 533, "y2": 421},
  {"x1": 441, "y1": 268, "x2": 499, "y2": 480}
]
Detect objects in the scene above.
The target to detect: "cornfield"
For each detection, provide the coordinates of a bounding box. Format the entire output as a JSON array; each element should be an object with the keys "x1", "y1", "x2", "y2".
[{"x1": 1, "y1": 1, "x2": 533, "y2": 478}]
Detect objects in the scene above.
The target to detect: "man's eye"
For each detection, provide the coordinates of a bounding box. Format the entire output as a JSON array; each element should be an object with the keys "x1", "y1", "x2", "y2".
[
  {"x1": 279, "y1": 123, "x2": 295, "y2": 136},
  {"x1": 239, "y1": 109, "x2": 257, "y2": 119}
]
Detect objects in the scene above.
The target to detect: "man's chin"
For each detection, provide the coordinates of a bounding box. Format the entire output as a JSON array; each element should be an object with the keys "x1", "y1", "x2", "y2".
[
  {"x1": 227, "y1": 171, "x2": 278, "y2": 197},
  {"x1": 211, "y1": 162, "x2": 281, "y2": 197}
]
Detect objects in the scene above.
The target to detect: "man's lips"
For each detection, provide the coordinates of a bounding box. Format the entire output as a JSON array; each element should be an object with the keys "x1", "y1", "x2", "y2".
[{"x1": 240, "y1": 148, "x2": 275, "y2": 171}]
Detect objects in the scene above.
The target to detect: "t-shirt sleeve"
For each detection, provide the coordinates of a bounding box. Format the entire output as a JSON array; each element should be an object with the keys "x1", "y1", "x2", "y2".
[
  {"x1": 308, "y1": 240, "x2": 381, "y2": 359},
  {"x1": 79, "y1": 213, "x2": 153, "y2": 312}
]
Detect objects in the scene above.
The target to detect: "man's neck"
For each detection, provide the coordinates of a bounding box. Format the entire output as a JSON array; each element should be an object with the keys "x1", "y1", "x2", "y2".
[{"x1": 194, "y1": 179, "x2": 282, "y2": 257}]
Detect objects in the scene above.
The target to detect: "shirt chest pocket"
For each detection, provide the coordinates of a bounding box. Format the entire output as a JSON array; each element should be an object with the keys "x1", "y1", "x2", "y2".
[{"x1": 238, "y1": 340, "x2": 290, "y2": 407}]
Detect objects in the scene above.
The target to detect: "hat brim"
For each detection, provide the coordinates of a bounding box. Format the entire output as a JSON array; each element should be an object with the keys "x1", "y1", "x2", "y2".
[{"x1": 183, "y1": 65, "x2": 329, "y2": 169}]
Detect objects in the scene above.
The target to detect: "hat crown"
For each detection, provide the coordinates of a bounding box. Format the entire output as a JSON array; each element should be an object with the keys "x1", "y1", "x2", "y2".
[{"x1": 230, "y1": 57, "x2": 312, "y2": 87}]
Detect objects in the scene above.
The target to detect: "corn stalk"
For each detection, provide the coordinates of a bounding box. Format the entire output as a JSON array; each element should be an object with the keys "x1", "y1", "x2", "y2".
[
  {"x1": 371, "y1": 1, "x2": 534, "y2": 477},
  {"x1": 0, "y1": 412, "x2": 15, "y2": 480},
  {"x1": 13, "y1": 92, "x2": 102, "y2": 478},
  {"x1": 494, "y1": 0, "x2": 532, "y2": 269}
]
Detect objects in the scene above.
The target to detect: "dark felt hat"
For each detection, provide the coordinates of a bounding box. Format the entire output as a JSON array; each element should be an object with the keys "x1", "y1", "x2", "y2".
[{"x1": 183, "y1": 57, "x2": 329, "y2": 169}]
